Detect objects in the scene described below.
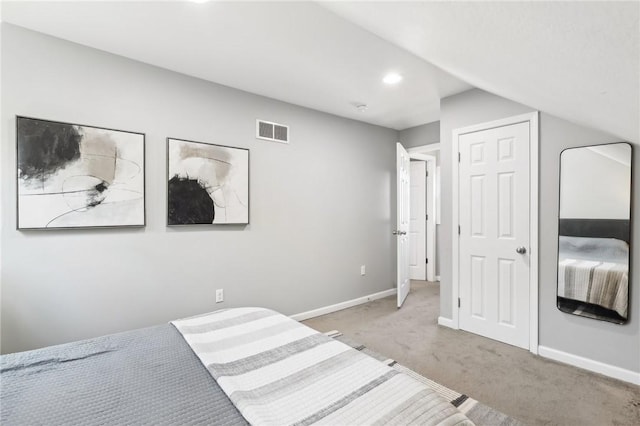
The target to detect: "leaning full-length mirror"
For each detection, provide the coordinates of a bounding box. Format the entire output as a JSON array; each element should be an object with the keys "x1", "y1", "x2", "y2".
[{"x1": 557, "y1": 143, "x2": 632, "y2": 324}]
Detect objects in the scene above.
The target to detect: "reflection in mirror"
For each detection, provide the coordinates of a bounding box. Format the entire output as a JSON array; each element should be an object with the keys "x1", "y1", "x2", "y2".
[{"x1": 557, "y1": 143, "x2": 632, "y2": 324}]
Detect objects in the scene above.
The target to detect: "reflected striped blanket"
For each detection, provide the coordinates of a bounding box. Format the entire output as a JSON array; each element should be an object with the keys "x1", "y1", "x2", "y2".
[
  {"x1": 558, "y1": 258, "x2": 628, "y2": 318},
  {"x1": 172, "y1": 308, "x2": 472, "y2": 426}
]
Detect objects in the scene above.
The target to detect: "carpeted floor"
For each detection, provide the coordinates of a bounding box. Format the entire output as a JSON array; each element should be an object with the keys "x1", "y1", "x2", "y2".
[
  {"x1": 330, "y1": 330, "x2": 523, "y2": 425},
  {"x1": 303, "y1": 280, "x2": 640, "y2": 425}
]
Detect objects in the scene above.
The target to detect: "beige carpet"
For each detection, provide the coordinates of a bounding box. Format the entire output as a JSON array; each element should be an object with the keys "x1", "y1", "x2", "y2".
[
  {"x1": 303, "y1": 280, "x2": 640, "y2": 425},
  {"x1": 329, "y1": 330, "x2": 523, "y2": 425}
]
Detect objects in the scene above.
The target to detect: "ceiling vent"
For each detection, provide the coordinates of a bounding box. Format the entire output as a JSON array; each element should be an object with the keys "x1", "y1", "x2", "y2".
[{"x1": 256, "y1": 119, "x2": 289, "y2": 144}]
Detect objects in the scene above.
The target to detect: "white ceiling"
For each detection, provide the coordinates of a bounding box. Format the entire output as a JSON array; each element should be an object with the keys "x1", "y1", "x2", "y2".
[
  {"x1": 0, "y1": 1, "x2": 472, "y2": 130},
  {"x1": 322, "y1": 1, "x2": 639, "y2": 142},
  {"x1": 1, "y1": 1, "x2": 638, "y2": 141}
]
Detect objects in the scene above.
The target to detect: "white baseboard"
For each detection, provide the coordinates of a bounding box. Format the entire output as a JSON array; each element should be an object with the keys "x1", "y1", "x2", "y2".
[
  {"x1": 290, "y1": 288, "x2": 397, "y2": 322},
  {"x1": 538, "y1": 345, "x2": 640, "y2": 385},
  {"x1": 435, "y1": 275, "x2": 441, "y2": 282},
  {"x1": 437, "y1": 316, "x2": 457, "y2": 329}
]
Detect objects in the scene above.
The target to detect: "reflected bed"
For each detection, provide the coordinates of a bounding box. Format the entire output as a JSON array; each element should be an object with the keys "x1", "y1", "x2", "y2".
[{"x1": 557, "y1": 219, "x2": 631, "y2": 324}]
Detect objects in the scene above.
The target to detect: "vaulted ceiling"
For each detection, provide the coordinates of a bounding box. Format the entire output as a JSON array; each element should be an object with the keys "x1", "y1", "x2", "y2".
[
  {"x1": 322, "y1": 1, "x2": 639, "y2": 142},
  {"x1": 2, "y1": 1, "x2": 638, "y2": 142}
]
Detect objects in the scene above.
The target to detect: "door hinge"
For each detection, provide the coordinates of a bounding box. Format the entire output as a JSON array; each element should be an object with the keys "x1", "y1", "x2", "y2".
[
  {"x1": 426, "y1": 258, "x2": 428, "y2": 264},
  {"x1": 458, "y1": 298, "x2": 461, "y2": 308},
  {"x1": 458, "y1": 225, "x2": 461, "y2": 235},
  {"x1": 426, "y1": 214, "x2": 429, "y2": 221},
  {"x1": 458, "y1": 152, "x2": 461, "y2": 162},
  {"x1": 426, "y1": 170, "x2": 429, "y2": 177}
]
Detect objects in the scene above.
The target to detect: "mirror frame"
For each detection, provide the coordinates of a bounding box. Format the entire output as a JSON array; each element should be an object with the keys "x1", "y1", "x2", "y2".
[{"x1": 556, "y1": 142, "x2": 633, "y2": 324}]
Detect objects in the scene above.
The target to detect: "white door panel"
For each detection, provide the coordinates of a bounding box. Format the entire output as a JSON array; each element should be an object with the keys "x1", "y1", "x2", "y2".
[
  {"x1": 409, "y1": 161, "x2": 426, "y2": 280},
  {"x1": 396, "y1": 143, "x2": 411, "y2": 308},
  {"x1": 459, "y1": 122, "x2": 530, "y2": 349}
]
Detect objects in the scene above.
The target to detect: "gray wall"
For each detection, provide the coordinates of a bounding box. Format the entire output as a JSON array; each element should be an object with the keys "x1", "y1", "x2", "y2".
[
  {"x1": 1, "y1": 25, "x2": 398, "y2": 354},
  {"x1": 439, "y1": 88, "x2": 639, "y2": 373},
  {"x1": 399, "y1": 121, "x2": 440, "y2": 149},
  {"x1": 539, "y1": 114, "x2": 638, "y2": 373}
]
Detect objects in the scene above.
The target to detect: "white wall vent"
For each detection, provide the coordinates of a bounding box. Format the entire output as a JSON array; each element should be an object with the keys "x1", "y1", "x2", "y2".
[{"x1": 256, "y1": 119, "x2": 289, "y2": 144}]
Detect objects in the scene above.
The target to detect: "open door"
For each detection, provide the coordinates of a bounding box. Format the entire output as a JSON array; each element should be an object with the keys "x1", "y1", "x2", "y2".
[{"x1": 396, "y1": 143, "x2": 410, "y2": 307}]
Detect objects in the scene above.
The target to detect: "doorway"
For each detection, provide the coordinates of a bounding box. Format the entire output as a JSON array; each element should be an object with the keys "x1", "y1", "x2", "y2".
[{"x1": 408, "y1": 144, "x2": 440, "y2": 283}]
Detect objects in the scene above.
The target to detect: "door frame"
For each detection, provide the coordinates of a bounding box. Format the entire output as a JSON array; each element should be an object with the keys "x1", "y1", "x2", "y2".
[
  {"x1": 408, "y1": 144, "x2": 440, "y2": 282},
  {"x1": 451, "y1": 112, "x2": 539, "y2": 355},
  {"x1": 408, "y1": 153, "x2": 437, "y2": 281}
]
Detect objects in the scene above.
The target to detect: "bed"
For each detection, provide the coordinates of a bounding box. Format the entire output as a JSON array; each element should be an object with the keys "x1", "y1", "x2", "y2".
[
  {"x1": 557, "y1": 219, "x2": 630, "y2": 322},
  {"x1": 1, "y1": 308, "x2": 473, "y2": 425}
]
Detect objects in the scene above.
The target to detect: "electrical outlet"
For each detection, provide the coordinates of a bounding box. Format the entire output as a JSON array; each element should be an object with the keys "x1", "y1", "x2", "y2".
[
  {"x1": 360, "y1": 265, "x2": 366, "y2": 276},
  {"x1": 215, "y1": 289, "x2": 224, "y2": 303}
]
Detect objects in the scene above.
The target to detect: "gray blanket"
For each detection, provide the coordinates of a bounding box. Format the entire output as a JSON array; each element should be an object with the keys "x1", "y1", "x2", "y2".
[{"x1": 0, "y1": 324, "x2": 248, "y2": 426}]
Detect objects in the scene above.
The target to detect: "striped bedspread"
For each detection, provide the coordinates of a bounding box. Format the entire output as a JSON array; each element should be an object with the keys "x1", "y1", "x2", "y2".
[
  {"x1": 558, "y1": 258, "x2": 628, "y2": 318},
  {"x1": 172, "y1": 308, "x2": 472, "y2": 426}
]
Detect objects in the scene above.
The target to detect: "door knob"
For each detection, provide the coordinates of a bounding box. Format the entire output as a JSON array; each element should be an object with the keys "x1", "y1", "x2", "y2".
[{"x1": 516, "y1": 246, "x2": 527, "y2": 254}]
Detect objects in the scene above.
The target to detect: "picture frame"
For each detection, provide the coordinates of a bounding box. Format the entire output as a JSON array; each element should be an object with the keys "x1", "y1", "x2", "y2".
[
  {"x1": 16, "y1": 116, "x2": 145, "y2": 230},
  {"x1": 167, "y1": 137, "x2": 249, "y2": 225}
]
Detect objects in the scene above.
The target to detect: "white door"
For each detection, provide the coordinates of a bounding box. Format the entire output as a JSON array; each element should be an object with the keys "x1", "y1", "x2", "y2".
[
  {"x1": 458, "y1": 122, "x2": 530, "y2": 348},
  {"x1": 396, "y1": 143, "x2": 411, "y2": 308},
  {"x1": 409, "y1": 161, "x2": 426, "y2": 280}
]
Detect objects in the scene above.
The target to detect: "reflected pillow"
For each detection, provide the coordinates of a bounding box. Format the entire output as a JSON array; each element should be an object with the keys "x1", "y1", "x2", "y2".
[{"x1": 558, "y1": 235, "x2": 629, "y2": 263}]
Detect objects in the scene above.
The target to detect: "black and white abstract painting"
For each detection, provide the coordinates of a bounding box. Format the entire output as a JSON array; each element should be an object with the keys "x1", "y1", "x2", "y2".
[
  {"x1": 167, "y1": 138, "x2": 249, "y2": 225},
  {"x1": 17, "y1": 117, "x2": 145, "y2": 229}
]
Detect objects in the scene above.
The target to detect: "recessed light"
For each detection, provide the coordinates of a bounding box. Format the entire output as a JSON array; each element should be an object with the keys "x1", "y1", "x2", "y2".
[
  {"x1": 383, "y1": 73, "x2": 403, "y2": 85},
  {"x1": 356, "y1": 104, "x2": 368, "y2": 112}
]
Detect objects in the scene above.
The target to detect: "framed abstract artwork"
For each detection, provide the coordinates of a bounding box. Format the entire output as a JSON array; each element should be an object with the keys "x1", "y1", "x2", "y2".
[
  {"x1": 16, "y1": 116, "x2": 145, "y2": 229},
  {"x1": 167, "y1": 138, "x2": 249, "y2": 225}
]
